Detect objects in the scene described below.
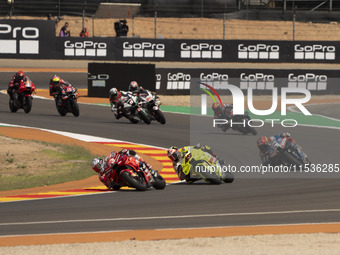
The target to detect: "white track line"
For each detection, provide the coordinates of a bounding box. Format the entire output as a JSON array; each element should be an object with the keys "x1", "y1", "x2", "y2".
[{"x1": 1, "y1": 208, "x2": 340, "y2": 227}]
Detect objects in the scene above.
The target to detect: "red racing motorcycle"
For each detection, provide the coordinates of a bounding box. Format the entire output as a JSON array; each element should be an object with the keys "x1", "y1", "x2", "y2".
[
  {"x1": 9, "y1": 78, "x2": 36, "y2": 113},
  {"x1": 107, "y1": 153, "x2": 166, "y2": 191}
]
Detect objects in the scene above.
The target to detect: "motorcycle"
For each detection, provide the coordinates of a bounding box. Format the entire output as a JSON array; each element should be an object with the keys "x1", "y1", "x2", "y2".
[
  {"x1": 55, "y1": 84, "x2": 80, "y2": 117},
  {"x1": 138, "y1": 90, "x2": 166, "y2": 124},
  {"x1": 181, "y1": 147, "x2": 234, "y2": 184},
  {"x1": 9, "y1": 78, "x2": 36, "y2": 113},
  {"x1": 116, "y1": 92, "x2": 151, "y2": 124},
  {"x1": 267, "y1": 136, "x2": 310, "y2": 167},
  {"x1": 107, "y1": 153, "x2": 166, "y2": 191},
  {"x1": 216, "y1": 109, "x2": 257, "y2": 135}
]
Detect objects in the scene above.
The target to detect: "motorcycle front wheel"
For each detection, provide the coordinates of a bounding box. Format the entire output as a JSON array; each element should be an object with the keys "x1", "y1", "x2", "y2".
[
  {"x1": 70, "y1": 99, "x2": 80, "y2": 117},
  {"x1": 152, "y1": 173, "x2": 166, "y2": 190},
  {"x1": 9, "y1": 99, "x2": 18, "y2": 113},
  {"x1": 23, "y1": 96, "x2": 32, "y2": 113},
  {"x1": 138, "y1": 109, "x2": 151, "y2": 125},
  {"x1": 153, "y1": 109, "x2": 166, "y2": 124}
]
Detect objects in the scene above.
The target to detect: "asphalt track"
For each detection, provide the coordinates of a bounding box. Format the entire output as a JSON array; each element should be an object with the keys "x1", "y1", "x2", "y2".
[{"x1": 0, "y1": 71, "x2": 340, "y2": 237}]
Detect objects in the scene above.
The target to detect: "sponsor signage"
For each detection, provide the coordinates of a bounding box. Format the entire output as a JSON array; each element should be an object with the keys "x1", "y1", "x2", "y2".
[
  {"x1": 64, "y1": 41, "x2": 107, "y2": 57},
  {"x1": 156, "y1": 68, "x2": 338, "y2": 95},
  {"x1": 0, "y1": 19, "x2": 54, "y2": 58},
  {"x1": 122, "y1": 41, "x2": 165, "y2": 58}
]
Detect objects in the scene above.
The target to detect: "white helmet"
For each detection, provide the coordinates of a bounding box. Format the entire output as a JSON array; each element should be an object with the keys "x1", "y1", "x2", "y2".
[{"x1": 129, "y1": 81, "x2": 139, "y2": 92}]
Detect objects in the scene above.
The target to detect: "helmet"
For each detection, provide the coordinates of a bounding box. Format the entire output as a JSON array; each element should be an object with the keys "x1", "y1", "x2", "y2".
[
  {"x1": 212, "y1": 103, "x2": 221, "y2": 114},
  {"x1": 52, "y1": 75, "x2": 60, "y2": 85},
  {"x1": 129, "y1": 81, "x2": 139, "y2": 92},
  {"x1": 91, "y1": 157, "x2": 104, "y2": 173},
  {"x1": 16, "y1": 71, "x2": 25, "y2": 80},
  {"x1": 109, "y1": 88, "x2": 121, "y2": 101},
  {"x1": 110, "y1": 151, "x2": 118, "y2": 159},
  {"x1": 167, "y1": 146, "x2": 181, "y2": 162},
  {"x1": 257, "y1": 136, "x2": 269, "y2": 152}
]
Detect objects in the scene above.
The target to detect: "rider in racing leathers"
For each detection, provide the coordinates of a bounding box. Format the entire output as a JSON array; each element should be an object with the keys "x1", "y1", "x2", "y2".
[
  {"x1": 167, "y1": 144, "x2": 225, "y2": 183},
  {"x1": 49, "y1": 75, "x2": 71, "y2": 106},
  {"x1": 212, "y1": 103, "x2": 233, "y2": 132},
  {"x1": 109, "y1": 87, "x2": 139, "y2": 123},
  {"x1": 91, "y1": 149, "x2": 154, "y2": 190},
  {"x1": 257, "y1": 132, "x2": 305, "y2": 165},
  {"x1": 7, "y1": 71, "x2": 30, "y2": 99}
]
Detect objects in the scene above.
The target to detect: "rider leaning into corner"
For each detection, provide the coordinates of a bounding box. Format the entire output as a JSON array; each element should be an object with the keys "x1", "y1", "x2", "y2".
[
  {"x1": 167, "y1": 144, "x2": 226, "y2": 183},
  {"x1": 212, "y1": 103, "x2": 233, "y2": 132},
  {"x1": 7, "y1": 71, "x2": 34, "y2": 99},
  {"x1": 257, "y1": 132, "x2": 305, "y2": 165},
  {"x1": 109, "y1": 87, "x2": 139, "y2": 123},
  {"x1": 91, "y1": 148, "x2": 155, "y2": 190}
]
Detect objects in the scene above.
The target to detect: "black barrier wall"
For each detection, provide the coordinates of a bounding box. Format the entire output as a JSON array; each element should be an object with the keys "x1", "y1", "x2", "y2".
[
  {"x1": 1, "y1": 19, "x2": 340, "y2": 63},
  {"x1": 88, "y1": 63, "x2": 155, "y2": 98},
  {"x1": 155, "y1": 68, "x2": 340, "y2": 95}
]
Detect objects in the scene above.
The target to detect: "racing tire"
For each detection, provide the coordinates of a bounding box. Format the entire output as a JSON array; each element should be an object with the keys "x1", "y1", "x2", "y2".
[
  {"x1": 223, "y1": 172, "x2": 235, "y2": 183},
  {"x1": 120, "y1": 171, "x2": 148, "y2": 191},
  {"x1": 71, "y1": 99, "x2": 80, "y2": 117},
  {"x1": 138, "y1": 109, "x2": 151, "y2": 125},
  {"x1": 201, "y1": 172, "x2": 222, "y2": 184},
  {"x1": 153, "y1": 109, "x2": 166, "y2": 124},
  {"x1": 57, "y1": 106, "x2": 67, "y2": 116},
  {"x1": 152, "y1": 174, "x2": 166, "y2": 190},
  {"x1": 23, "y1": 97, "x2": 32, "y2": 113},
  {"x1": 283, "y1": 151, "x2": 303, "y2": 168},
  {"x1": 9, "y1": 99, "x2": 18, "y2": 113}
]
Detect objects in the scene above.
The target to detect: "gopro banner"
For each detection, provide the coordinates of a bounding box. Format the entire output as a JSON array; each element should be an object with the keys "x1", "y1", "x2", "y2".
[
  {"x1": 0, "y1": 19, "x2": 55, "y2": 58},
  {"x1": 155, "y1": 68, "x2": 340, "y2": 95}
]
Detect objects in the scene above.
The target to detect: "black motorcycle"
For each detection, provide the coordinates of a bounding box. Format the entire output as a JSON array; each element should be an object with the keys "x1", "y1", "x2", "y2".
[
  {"x1": 55, "y1": 84, "x2": 79, "y2": 117},
  {"x1": 138, "y1": 90, "x2": 166, "y2": 124}
]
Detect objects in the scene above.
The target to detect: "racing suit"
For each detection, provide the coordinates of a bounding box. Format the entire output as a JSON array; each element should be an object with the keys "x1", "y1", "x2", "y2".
[
  {"x1": 259, "y1": 133, "x2": 304, "y2": 165},
  {"x1": 8, "y1": 74, "x2": 28, "y2": 99},
  {"x1": 213, "y1": 104, "x2": 233, "y2": 132},
  {"x1": 49, "y1": 80, "x2": 71, "y2": 106},
  {"x1": 110, "y1": 91, "x2": 139, "y2": 122},
  {"x1": 172, "y1": 144, "x2": 224, "y2": 183}
]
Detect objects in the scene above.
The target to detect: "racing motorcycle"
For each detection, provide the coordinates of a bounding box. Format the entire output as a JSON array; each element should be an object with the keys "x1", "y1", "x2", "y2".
[
  {"x1": 108, "y1": 153, "x2": 166, "y2": 191},
  {"x1": 181, "y1": 147, "x2": 234, "y2": 184},
  {"x1": 267, "y1": 136, "x2": 310, "y2": 167},
  {"x1": 138, "y1": 90, "x2": 166, "y2": 124},
  {"x1": 9, "y1": 78, "x2": 36, "y2": 113},
  {"x1": 216, "y1": 109, "x2": 257, "y2": 135},
  {"x1": 116, "y1": 92, "x2": 151, "y2": 124},
  {"x1": 55, "y1": 84, "x2": 80, "y2": 117}
]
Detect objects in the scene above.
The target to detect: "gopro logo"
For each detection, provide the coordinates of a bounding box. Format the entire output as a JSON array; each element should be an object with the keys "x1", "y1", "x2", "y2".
[
  {"x1": 0, "y1": 24, "x2": 39, "y2": 54},
  {"x1": 288, "y1": 73, "x2": 327, "y2": 90},
  {"x1": 181, "y1": 43, "x2": 222, "y2": 59},
  {"x1": 240, "y1": 73, "x2": 275, "y2": 90},
  {"x1": 238, "y1": 44, "x2": 279, "y2": 59},
  {"x1": 167, "y1": 72, "x2": 191, "y2": 90},
  {"x1": 64, "y1": 41, "x2": 107, "y2": 57},
  {"x1": 123, "y1": 42, "x2": 165, "y2": 58},
  {"x1": 294, "y1": 44, "x2": 335, "y2": 60}
]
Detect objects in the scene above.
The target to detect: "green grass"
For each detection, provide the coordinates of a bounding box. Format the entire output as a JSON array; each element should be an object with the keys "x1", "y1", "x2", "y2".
[{"x1": 0, "y1": 139, "x2": 95, "y2": 191}]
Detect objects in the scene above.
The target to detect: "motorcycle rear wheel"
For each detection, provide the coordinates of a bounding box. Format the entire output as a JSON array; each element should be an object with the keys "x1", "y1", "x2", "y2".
[
  {"x1": 57, "y1": 105, "x2": 67, "y2": 116},
  {"x1": 120, "y1": 171, "x2": 148, "y2": 191},
  {"x1": 200, "y1": 172, "x2": 222, "y2": 184},
  {"x1": 23, "y1": 97, "x2": 32, "y2": 113}
]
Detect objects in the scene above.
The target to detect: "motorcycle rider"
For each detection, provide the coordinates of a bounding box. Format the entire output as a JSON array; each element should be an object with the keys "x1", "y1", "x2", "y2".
[
  {"x1": 109, "y1": 87, "x2": 139, "y2": 123},
  {"x1": 257, "y1": 132, "x2": 305, "y2": 165},
  {"x1": 167, "y1": 144, "x2": 225, "y2": 182},
  {"x1": 7, "y1": 71, "x2": 30, "y2": 99},
  {"x1": 212, "y1": 103, "x2": 233, "y2": 132},
  {"x1": 91, "y1": 149, "x2": 154, "y2": 190},
  {"x1": 128, "y1": 81, "x2": 146, "y2": 94},
  {"x1": 49, "y1": 75, "x2": 71, "y2": 106}
]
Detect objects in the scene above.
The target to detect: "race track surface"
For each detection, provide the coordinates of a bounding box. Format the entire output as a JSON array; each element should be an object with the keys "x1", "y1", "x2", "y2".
[{"x1": 0, "y1": 91, "x2": 340, "y2": 237}]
